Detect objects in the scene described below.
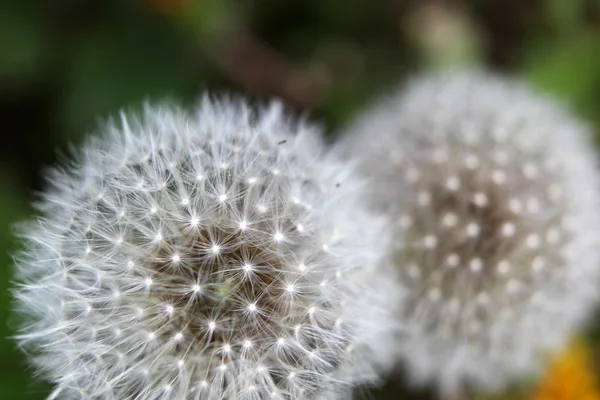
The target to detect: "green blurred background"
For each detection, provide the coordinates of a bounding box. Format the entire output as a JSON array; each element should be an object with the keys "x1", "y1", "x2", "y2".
[{"x1": 1, "y1": 0, "x2": 600, "y2": 399}]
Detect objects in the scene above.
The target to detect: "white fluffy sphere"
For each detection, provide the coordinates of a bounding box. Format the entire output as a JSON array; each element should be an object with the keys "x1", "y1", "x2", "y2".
[
  {"x1": 339, "y1": 71, "x2": 600, "y2": 394},
  {"x1": 13, "y1": 97, "x2": 397, "y2": 400}
]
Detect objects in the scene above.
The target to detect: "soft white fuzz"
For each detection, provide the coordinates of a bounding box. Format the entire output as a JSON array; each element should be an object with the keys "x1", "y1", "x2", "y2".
[
  {"x1": 339, "y1": 71, "x2": 600, "y2": 394},
  {"x1": 13, "y1": 97, "x2": 397, "y2": 400}
]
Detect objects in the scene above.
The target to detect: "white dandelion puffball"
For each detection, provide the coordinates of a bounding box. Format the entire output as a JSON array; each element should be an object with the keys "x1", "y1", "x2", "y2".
[
  {"x1": 339, "y1": 71, "x2": 600, "y2": 394},
  {"x1": 13, "y1": 97, "x2": 397, "y2": 400}
]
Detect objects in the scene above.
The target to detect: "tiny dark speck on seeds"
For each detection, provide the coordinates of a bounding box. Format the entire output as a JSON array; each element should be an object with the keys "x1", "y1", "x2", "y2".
[{"x1": 277, "y1": 140, "x2": 287, "y2": 145}]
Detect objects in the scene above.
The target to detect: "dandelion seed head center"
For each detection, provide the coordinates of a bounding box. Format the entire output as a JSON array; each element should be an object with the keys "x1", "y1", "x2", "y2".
[
  {"x1": 79, "y1": 158, "x2": 340, "y2": 381},
  {"x1": 134, "y1": 226, "x2": 322, "y2": 357},
  {"x1": 397, "y1": 149, "x2": 569, "y2": 335}
]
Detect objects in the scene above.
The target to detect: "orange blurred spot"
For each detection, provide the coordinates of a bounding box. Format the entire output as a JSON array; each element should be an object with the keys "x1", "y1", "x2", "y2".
[{"x1": 531, "y1": 339, "x2": 600, "y2": 400}]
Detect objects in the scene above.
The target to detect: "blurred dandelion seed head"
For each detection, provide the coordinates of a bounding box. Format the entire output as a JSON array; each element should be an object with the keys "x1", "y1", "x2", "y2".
[{"x1": 340, "y1": 71, "x2": 600, "y2": 394}]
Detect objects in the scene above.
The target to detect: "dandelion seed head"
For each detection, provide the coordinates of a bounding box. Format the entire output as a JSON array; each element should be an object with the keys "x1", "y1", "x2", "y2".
[
  {"x1": 340, "y1": 71, "x2": 600, "y2": 394},
  {"x1": 13, "y1": 97, "x2": 397, "y2": 399}
]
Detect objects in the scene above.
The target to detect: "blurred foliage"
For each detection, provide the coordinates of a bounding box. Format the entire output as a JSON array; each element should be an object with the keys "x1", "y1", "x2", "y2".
[
  {"x1": 0, "y1": 169, "x2": 50, "y2": 398},
  {"x1": 1, "y1": 0, "x2": 600, "y2": 399}
]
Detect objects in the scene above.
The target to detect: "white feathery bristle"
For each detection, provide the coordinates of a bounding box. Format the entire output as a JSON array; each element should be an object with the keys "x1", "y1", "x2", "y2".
[
  {"x1": 338, "y1": 71, "x2": 600, "y2": 395},
  {"x1": 13, "y1": 96, "x2": 397, "y2": 400}
]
